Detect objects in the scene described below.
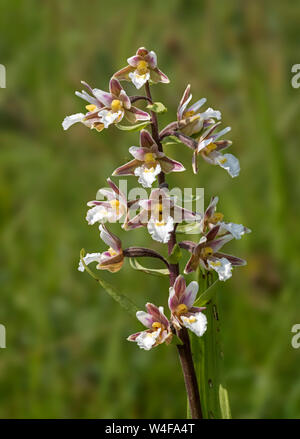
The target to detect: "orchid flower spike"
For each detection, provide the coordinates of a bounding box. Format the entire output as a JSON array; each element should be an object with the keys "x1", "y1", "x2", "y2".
[
  {"x1": 113, "y1": 129, "x2": 185, "y2": 188},
  {"x1": 127, "y1": 303, "x2": 172, "y2": 350},
  {"x1": 62, "y1": 79, "x2": 150, "y2": 132},
  {"x1": 114, "y1": 47, "x2": 169, "y2": 89},
  {"x1": 126, "y1": 188, "x2": 200, "y2": 244},
  {"x1": 168, "y1": 275, "x2": 207, "y2": 337},
  {"x1": 177, "y1": 84, "x2": 221, "y2": 136},
  {"x1": 78, "y1": 225, "x2": 124, "y2": 273}
]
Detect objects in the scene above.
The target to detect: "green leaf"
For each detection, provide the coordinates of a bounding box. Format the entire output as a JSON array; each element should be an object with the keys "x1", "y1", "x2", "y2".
[
  {"x1": 80, "y1": 249, "x2": 138, "y2": 316},
  {"x1": 194, "y1": 278, "x2": 219, "y2": 306},
  {"x1": 129, "y1": 258, "x2": 169, "y2": 277},
  {"x1": 146, "y1": 101, "x2": 167, "y2": 113},
  {"x1": 219, "y1": 385, "x2": 232, "y2": 419},
  {"x1": 168, "y1": 243, "x2": 182, "y2": 264},
  {"x1": 176, "y1": 222, "x2": 202, "y2": 234},
  {"x1": 190, "y1": 272, "x2": 232, "y2": 419},
  {"x1": 115, "y1": 121, "x2": 150, "y2": 132}
]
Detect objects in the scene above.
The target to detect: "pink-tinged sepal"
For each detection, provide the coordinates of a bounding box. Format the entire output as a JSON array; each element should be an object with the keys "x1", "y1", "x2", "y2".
[
  {"x1": 125, "y1": 106, "x2": 151, "y2": 123},
  {"x1": 159, "y1": 156, "x2": 185, "y2": 174},
  {"x1": 113, "y1": 159, "x2": 141, "y2": 176},
  {"x1": 140, "y1": 129, "x2": 155, "y2": 148}
]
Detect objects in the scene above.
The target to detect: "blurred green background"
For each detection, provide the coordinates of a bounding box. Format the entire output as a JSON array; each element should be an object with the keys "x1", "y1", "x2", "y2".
[{"x1": 1, "y1": 0, "x2": 299, "y2": 418}]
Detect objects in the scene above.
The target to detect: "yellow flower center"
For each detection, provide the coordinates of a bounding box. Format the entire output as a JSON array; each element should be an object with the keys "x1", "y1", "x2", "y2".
[
  {"x1": 85, "y1": 104, "x2": 97, "y2": 112},
  {"x1": 202, "y1": 246, "x2": 214, "y2": 258},
  {"x1": 210, "y1": 212, "x2": 224, "y2": 223},
  {"x1": 137, "y1": 60, "x2": 149, "y2": 75},
  {"x1": 183, "y1": 110, "x2": 195, "y2": 118},
  {"x1": 108, "y1": 247, "x2": 117, "y2": 257},
  {"x1": 152, "y1": 322, "x2": 162, "y2": 330},
  {"x1": 203, "y1": 143, "x2": 217, "y2": 155},
  {"x1": 176, "y1": 303, "x2": 188, "y2": 315},
  {"x1": 186, "y1": 316, "x2": 196, "y2": 323},
  {"x1": 110, "y1": 199, "x2": 120, "y2": 214},
  {"x1": 144, "y1": 152, "x2": 156, "y2": 164},
  {"x1": 219, "y1": 157, "x2": 227, "y2": 164},
  {"x1": 111, "y1": 99, "x2": 123, "y2": 112}
]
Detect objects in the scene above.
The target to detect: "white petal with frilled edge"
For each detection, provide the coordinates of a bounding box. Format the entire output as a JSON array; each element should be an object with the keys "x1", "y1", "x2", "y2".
[
  {"x1": 181, "y1": 312, "x2": 207, "y2": 337},
  {"x1": 78, "y1": 252, "x2": 102, "y2": 272},
  {"x1": 98, "y1": 109, "x2": 123, "y2": 128},
  {"x1": 216, "y1": 153, "x2": 240, "y2": 177},
  {"x1": 208, "y1": 257, "x2": 232, "y2": 281},
  {"x1": 129, "y1": 71, "x2": 150, "y2": 89},
  {"x1": 219, "y1": 222, "x2": 250, "y2": 239},
  {"x1": 134, "y1": 163, "x2": 161, "y2": 188},
  {"x1": 86, "y1": 205, "x2": 109, "y2": 225},
  {"x1": 62, "y1": 113, "x2": 85, "y2": 130},
  {"x1": 147, "y1": 216, "x2": 174, "y2": 243},
  {"x1": 136, "y1": 328, "x2": 161, "y2": 350}
]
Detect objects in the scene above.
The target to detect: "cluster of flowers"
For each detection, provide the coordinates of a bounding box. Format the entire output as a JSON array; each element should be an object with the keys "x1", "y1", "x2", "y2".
[{"x1": 64, "y1": 47, "x2": 250, "y2": 351}]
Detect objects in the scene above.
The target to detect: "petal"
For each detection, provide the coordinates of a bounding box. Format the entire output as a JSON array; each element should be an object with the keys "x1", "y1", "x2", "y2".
[
  {"x1": 200, "y1": 107, "x2": 221, "y2": 121},
  {"x1": 173, "y1": 275, "x2": 187, "y2": 300},
  {"x1": 140, "y1": 129, "x2": 155, "y2": 148},
  {"x1": 127, "y1": 55, "x2": 142, "y2": 67},
  {"x1": 182, "y1": 281, "x2": 199, "y2": 308},
  {"x1": 136, "y1": 311, "x2": 153, "y2": 328},
  {"x1": 147, "y1": 216, "x2": 174, "y2": 243},
  {"x1": 168, "y1": 286, "x2": 179, "y2": 312},
  {"x1": 113, "y1": 65, "x2": 135, "y2": 81},
  {"x1": 129, "y1": 71, "x2": 150, "y2": 89},
  {"x1": 125, "y1": 106, "x2": 151, "y2": 123},
  {"x1": 178, "y1": 240, "x2": 197, "y2": 252},
  {"x1": 86, "y1": 205, "x2": 109, "y2": 225},
  {"x1": 150, "y1": 67, "x2": 170, "y2": 84},
  {"x1": 128, "y1": 146, "x2": 147, "y2": 161},
  {"x1": 75, "y1": 90, "x2": 99, "y2": 106},
  {"x1": 99, "y1": 224, "x2": 122, "y2": 251},
  {"x1": 113, "y1": 159, "x2": 141, "y2": 176},
  {"x1": 208, "y1": 257, "x2": 232, "y2": 281},
  {"x1": 216, "y1": 153, "x2": 240, "y2": 178},
  {"x1": 184, "y1": 254, "x2": 201, "y2": 274},
  {"x1": 135, "y1": 329, "x2": 161, "y2": 350},
  {"x1": 177, "y1": 84, "x2": 192, "y2": 120},
  {"x1": 218, "y1": 222, "x2": 251, "y2": 239},
  {"x1": 181, "y1": 312, "x2": 207, "y2": 337},
  {"x1": 207, "y1": 234, "x2": 233, "y2": 252},
  {"x1": 92, "y1": 89, "x2": 113, "y2": 106},
  {"x1": 188, "y1": 98, "x2": 207, "y2": 113},
  {"x1": 134, "y1": 163, "x2": 161, "y2": 188},
  {"x1": 159, "y1": 156, "x2": 185, "y2": 174},
  {"x1": 109, "y1": 78, "x2": 122, "y2": 97},
  {"x1": 205, "y1": 196, "x2": 219, "y2": 219},
  {"x1": 145, "y1": 50, "x2": 157, "y2": 68},
  {"x1": 78, "y1": 252, "x2": 102, "y2": 272},
  {"x1": 62, "y1": 113, "x2": 85, "y2": 130},
  {"x1": 119, "y1": 89, "x2": 131, "y2": 109},
  {"x1": 98, "y1": 109, "x2": 123, "y2": 128},
  {"x1": 214, "y1": 252, "x2": 247, "y2": 266}
]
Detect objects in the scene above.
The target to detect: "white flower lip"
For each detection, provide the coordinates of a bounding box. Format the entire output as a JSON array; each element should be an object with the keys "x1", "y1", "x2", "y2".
[
  {"x1": 147, "y1": 215, "x2": 174, "y2": 243},
  {"x1": 136, "y1": 328, "x2": 161, "y2": 350},
  {"x1": 134, "y1": 163, "x2": 161, "y2": 188},
  {"x1": 208, "y1": 257, "x2": 232, "y2": 281},
  {"x1": 129, "y1": 71, "x2": 150, "y2": 89},
  {"x1": 181, "y1": 312, "x2": 207, "y2": 337}
]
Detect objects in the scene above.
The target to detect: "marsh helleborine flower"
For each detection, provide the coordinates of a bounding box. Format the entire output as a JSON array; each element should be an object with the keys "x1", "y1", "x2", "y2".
[
  {"x1": 168, "y1": 275, "x2": 207, "y2": 337},
  {"x1": 113, "y1": 129, "x2": 185, "y2": 188},
  {"x1": 114, "y1": 47, "x2": 169, "y2": 89},
  {"x1": 126, "y1": 188, "x2": 200, "y2": 243},
  {"x1": 63, "y1": 79, "x2": 150, "y2": 132},
  {"x1": 177, "y1": 84, "x2": 221, "y2": 136},
  {"x1": 78, "y1": 224, "x2": 124, "y2": 273},
  {"x1": 127, "y1": 303, "x2": 172, "y2": 350}
]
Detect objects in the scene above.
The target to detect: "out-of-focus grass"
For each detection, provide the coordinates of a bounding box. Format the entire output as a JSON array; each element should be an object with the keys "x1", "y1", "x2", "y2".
[{"x1": 0, "y1": 0, "x2": 300, "y2": 418}]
